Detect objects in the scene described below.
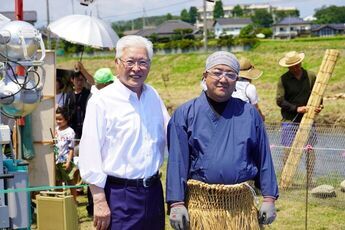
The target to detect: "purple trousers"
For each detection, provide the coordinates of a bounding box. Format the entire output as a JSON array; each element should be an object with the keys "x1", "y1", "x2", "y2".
[{"x1": 104, "y1": 178, "x2": 165, "y2": 230}]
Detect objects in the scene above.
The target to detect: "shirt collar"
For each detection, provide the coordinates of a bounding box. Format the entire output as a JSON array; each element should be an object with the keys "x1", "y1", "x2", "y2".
[
  {"x1": 288, "y1": 67, "x2": 307, "y2": 80},
  {"x1": 90, "y1": 85, "x2": 99, "y2": 94},
  {"x1": 200, "y1": 92, "x2": 220, "y2": 121},
  {"x1": 114, "y1": 78, "x2": 147, "y2": 100}
]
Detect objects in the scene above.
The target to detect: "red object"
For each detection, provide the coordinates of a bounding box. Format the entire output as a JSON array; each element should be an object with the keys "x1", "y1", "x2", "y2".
[
  {"x1": 17, "y1": 117, "x2": 25, "y2": 126},
  {"x1": 305, "y1": 144, "x2": 313, "y2": 152},
  {"x1": 16, "y1": 66, "x2": 25, "y2": 76},
  {"x1": 15, "y1": 0, "x2": 23, "y2": 21}
]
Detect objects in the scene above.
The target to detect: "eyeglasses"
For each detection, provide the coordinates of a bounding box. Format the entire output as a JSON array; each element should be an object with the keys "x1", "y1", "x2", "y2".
[
  {"x1": 206, "y1": 70, "x2": 238, "y2": 81},
  {"x1": 118, "y1": 58, "x2": 150, "y2": 69}
]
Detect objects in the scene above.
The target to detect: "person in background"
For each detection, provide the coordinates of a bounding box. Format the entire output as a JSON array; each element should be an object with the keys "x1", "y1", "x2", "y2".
[
  {"x1": 166, "y1": 51, "x2": 278, "y2": 230},
  {"x1": 54, "y1": 107, "x2": 77, "y2": 203},
  {"x1": 64, "y1": 70, "x2": 91, "y2": 140},
  {"x1": 88, "y1": 67, "x2": 115, "y2": 99},
  {"x1": 79, "y1": 35, "x2": 170, "y2": 230},
  {"x1": 276, "y1": 51, "x2": 323, "y2": 184},
  {"x1": 232, "y1": 57, "x2": 265, "y2": 121},
  {"x1": 56, "y1": 68, "x2": 74, "y2": 109},
  {"x1": 56, "y1": 77, "x2": 67, "y2": 109}
]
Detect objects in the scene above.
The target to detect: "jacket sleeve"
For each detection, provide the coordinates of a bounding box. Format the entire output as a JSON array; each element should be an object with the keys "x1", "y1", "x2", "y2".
[
  {"x1": 166, "y1": 108, "x2": 190, "y2": 203},
  {"x1": 253, "y1": 117, "x2": 279, "y2": 199}
]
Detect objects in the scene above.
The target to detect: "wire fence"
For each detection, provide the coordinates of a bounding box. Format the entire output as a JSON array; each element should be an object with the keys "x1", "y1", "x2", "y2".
[
  {"x1": 266, "y1": 122, "x2": 345, "y2": 189},
  {"x1": 265, "y1": 122, "x2": 345, "y2": 229}
]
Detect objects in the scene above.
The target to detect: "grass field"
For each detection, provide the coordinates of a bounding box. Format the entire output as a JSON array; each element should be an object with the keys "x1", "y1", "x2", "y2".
[{"x1": 56, "y1": 36, "x2": 345, "y2": 229}]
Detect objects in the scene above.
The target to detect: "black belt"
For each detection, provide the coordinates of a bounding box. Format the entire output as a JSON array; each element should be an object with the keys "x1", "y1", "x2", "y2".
[{"x1": 107, "y1": 172, "x2": 160, "y2": 188}]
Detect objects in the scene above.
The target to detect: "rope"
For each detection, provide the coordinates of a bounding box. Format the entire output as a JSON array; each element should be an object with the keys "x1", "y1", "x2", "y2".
[
  {"x1": 0, "y1": 184, "x2": 88, "y2": 194},
  {"x1": 270, "y1": 144, "x2": 345, "y2": 152}
]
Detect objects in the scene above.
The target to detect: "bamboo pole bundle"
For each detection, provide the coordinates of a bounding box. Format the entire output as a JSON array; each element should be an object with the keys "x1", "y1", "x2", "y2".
[{"x1": 280, "y1": 49, "x2": 340, "y2": 189}]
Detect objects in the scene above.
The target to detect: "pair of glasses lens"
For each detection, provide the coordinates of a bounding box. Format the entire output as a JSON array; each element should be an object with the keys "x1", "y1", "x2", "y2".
[
  {"x1": 119, "y1": 58, "x2": 150, "y2": 68},
  {"x1": 209, "y1": 71, "x2": 238, "y2": 80}
]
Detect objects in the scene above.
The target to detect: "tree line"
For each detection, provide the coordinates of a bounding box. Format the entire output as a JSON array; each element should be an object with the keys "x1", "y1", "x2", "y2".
[
  {"x1": 113, "y1": 3, "x2": 344, "y2": 31},
  {"x1": 53, "y1": 4, "x2": 345, "y2": 54}
]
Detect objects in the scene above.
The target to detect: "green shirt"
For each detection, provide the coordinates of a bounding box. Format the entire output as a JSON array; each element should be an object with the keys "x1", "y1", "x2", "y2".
[{"x1": 276, "y1": 68, "x2": 316, "y2": 122}]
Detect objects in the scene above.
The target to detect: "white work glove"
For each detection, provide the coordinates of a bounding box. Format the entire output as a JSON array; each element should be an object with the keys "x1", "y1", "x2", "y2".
[
  {"x1": 259, "y1": 197, "x2": 276, "y2": 225},
  {"x1": 169, "y1": 202, "x2": 189, "y2": 230}
]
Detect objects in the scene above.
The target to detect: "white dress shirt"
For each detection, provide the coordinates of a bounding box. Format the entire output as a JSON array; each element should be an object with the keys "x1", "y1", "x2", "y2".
[
  {"x1": 90, "y1": 85, "x2": 99, "y2": 95},
  {"x1": 79, "y1": 79, "x2": 170, "y2": 188}
]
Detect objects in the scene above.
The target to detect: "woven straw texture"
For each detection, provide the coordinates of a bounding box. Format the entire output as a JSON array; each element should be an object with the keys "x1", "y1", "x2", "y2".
[{"x1": 186, "y1": 179, "x2": 260, "y2": 230}]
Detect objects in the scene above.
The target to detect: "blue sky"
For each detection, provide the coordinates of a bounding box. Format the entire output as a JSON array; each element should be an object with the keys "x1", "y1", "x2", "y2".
[{"x1": 1, "y1": 0, "x2": 344, "y2": 27}]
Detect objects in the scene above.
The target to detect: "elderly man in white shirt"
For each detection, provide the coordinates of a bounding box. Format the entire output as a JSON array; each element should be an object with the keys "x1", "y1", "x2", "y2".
[{"x1": 79, "y1": 35, "x2": 170, "y2": 230}]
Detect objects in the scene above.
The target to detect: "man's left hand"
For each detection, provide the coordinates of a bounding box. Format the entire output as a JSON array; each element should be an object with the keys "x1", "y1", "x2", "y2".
[{"x1": 259, "y1": 198, "x2": 276, "y2": 225}]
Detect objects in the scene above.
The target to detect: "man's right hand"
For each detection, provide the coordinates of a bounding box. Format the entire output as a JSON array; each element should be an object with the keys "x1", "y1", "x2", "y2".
[
  {"x1": 170, "y1": 202, "x2": 189, "y2": 230},
  {"x1": 90, "y1": 185, "x2": 111, "y2": 230}
]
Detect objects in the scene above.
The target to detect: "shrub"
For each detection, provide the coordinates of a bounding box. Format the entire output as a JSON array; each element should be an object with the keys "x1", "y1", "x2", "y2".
[{"x1": 178, "y1": 39, "x2": 195, "y2": 50}]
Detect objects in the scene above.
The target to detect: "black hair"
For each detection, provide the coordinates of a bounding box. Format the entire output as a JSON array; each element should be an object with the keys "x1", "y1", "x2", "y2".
[
  {"x1": 56, "y1": 77, "x2": 65, "y2": 90},
  {"x1": 56, "y1": 107, "x2": 70, "y2": 122}
]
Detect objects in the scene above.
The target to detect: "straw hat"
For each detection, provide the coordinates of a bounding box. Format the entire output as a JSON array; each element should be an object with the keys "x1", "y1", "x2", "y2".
[
  {"x1": 239, "y1": 57, "x2": 263, "y2": 80},
  {"x1": 279, "y1": 51, "x2": 305, "y2": 67}
]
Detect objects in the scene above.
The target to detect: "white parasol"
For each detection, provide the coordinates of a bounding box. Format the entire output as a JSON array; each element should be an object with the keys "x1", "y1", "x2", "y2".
[{"x1": 48, "y1": 14, "x2": 119, "y2": 53}]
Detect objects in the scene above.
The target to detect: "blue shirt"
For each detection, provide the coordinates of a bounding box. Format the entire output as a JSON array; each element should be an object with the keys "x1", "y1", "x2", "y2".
[{"x1": 166, "y1": 92, "x2": 279, "y2": 202}]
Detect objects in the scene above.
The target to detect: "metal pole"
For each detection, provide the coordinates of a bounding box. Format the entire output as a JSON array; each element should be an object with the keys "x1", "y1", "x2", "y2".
[
  {"x1": 203, "y1": 0, "x2": 208, "y2": 53},
  {"x1": 305, "y1": 149, "x2": 310, "y2": 230},
  {"x1": 71, "y1": 0, "x2": 75, "y2": 14},
  {"x1": 142, "y1": 7, "x2": 146, "y2": 29},
  {"x1": 288, "y1": 14, "x2": 291, "y2": 40},
  {"x1": 15, "y1": 0, "x2": 23, "y2": 20},
  {"x1": 46, "y1": 0, "x2": 51, "y2": 49}
]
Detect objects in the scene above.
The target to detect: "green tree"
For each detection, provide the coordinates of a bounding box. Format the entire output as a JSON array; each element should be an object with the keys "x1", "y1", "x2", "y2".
[
  {"x1": 232, "y1": 5, "x2": 243, "y2": 18},
  {"x1": 217, "y1": 35, "x2": 234, "y2": 47},
  {"x1": 180, "y1": 9, "x2": 190, "y2": 22},
  {"x1": 251, "y1": 9, "x2": 273, "y2": 28},
  {"x1": 171, "y1": 28, "x2": 193, "y2": 40},
  {"x1": 166, "y1": 13, "x2": 173, "y2": 20},
  {"x1": 314, "y1": 5, "x2": 345, "y2": 24},
  {"x1": 189, "y1": 6, "x2": 198, "y2": 24},
  {"x1": 239, "y1": 24, "x2": 255, "y2": 38},
  {"x1": 274, "y1": 10, "x2": 300, "y2": 22},
  {"x1": 111, "y1": 23, "x2": 125, "y2": 37},
  {"x1": 256, "y1": 27, "x2": 273, "y2": 38},
  {"x1": 213, "y1": 0, "x2": 224, "y2": 19}
]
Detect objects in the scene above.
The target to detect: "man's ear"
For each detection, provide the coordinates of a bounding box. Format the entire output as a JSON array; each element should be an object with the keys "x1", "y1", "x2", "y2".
[
  {"x1": 114, "y1": 59, "x2": 120, "y2": 72},
  {"x1": 202, "y1": 72, "x2": 207, "y2": 79}
]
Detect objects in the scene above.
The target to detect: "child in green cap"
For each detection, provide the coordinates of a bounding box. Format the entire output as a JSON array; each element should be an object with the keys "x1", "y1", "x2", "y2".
[{"x1": 90, "y1": 68, "x2": 115, "y2": 96}]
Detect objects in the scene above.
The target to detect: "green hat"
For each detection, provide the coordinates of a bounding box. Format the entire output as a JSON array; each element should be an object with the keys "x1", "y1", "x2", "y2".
[{"x1": 93, "y1": 68, "x2": 115, "y2": 84}]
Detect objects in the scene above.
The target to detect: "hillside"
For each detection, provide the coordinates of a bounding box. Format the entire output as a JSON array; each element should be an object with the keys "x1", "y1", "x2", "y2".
[{"x1": 57, "y1": 36, "x2": 345, "y2": 125}]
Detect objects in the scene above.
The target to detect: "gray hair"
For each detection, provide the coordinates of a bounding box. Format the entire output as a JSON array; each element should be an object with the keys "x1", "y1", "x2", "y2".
[{"x1": 115, "y1": 35, "x2": 153, "y2": 60}]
